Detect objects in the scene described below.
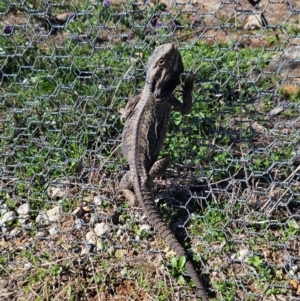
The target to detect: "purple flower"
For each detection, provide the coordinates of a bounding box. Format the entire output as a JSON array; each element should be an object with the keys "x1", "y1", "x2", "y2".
[
  {"x1": 103, "y1": 0, "x2": 110, "y2": 6},
  {"x1": 4, "y1": 25, "x2": 12, "y2": 34},
  {"x1": 157, "y1": 21, "x2": 163, "y2": 27}
]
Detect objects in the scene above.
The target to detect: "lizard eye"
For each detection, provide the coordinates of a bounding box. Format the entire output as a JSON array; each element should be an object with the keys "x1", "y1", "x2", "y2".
[{"x1": 157, "y1": 58, "x2": 165, "y2": 66}]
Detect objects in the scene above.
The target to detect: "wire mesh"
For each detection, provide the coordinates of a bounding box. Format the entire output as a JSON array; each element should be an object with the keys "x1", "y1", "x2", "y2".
[{"x1": 0, "y1": 1, "x2": 299, "y2": 300}]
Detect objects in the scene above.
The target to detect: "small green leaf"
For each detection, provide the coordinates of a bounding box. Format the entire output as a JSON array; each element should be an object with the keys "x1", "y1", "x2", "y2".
[
  {"x1": 249, "y1": 256, "x2": 262, "y2": 268},
  {"x1": 171, "y1": 257, "x2": 178, "y2": 268},
  {"x1": 177, "y1": 275, "x2": 186, "y2": 285},
  {"x1": 178, "y1": 255, "x2": 186, "y2": 270}
]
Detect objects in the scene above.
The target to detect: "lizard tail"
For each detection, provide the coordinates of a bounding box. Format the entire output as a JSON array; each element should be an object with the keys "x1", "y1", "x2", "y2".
[{"x1": 136, "y1": 185, "x2": 209, "y2": 301}]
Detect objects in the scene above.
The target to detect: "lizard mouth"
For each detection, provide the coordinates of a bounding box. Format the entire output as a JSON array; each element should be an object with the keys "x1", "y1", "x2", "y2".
[{"x1": 152, "y1": 80, "x2": 164, "y2": 101}]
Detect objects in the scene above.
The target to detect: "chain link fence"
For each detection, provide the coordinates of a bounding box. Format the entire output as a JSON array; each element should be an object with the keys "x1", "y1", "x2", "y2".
[{"x1": 1, "y1": 0, "x2": 300, "y2": 300}]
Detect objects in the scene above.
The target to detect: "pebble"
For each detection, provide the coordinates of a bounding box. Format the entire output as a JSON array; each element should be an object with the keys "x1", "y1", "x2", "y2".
[
  {"x1": 48, "y1": 226, "x2": 58, "y2": 235},
  {"x1": 140, "y1": 224, "x2": 151, "y2": 232},
  {"x1": 0, "y1": 211, "x2": 16, "y2": 225},
  {"x1": 86, "y1": 230, "x2": 96, "y2": 244},
  {"x1": 236, "y1": 249, "x2": 249, "y2": 262},
  {"x1": 17, "y1": 203, "x2": 30, "y2": 215},
  {"x1": 36, "y1": 206, "x2": 61, "y2": 224},
  {"x1": 94, "y1": 222, "x2": 110, "y2": 236},
  {"x1": 0, "y1": 204, "x2": 8, "y2": 216},
  {"x1": 75, "y1": 218, "x2": 84, "y2": 230},
  {"x1": 94, "y1": 195, "x2": 102, "y2": 206},
  {"x1": 36, "y1": 231, "x2": 48, "y2": 238},
  {"x1": 9, "y1": 227, "x2": 21, "y2": 237}
]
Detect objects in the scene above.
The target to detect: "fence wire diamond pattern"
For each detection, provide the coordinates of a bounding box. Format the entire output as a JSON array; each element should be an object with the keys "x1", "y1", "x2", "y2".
[{"x1": 0, "y1": 1, "x2": 300, "y2": 300}]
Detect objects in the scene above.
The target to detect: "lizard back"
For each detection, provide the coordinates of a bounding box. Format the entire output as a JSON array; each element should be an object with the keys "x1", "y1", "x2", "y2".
[{"x1": 121, "y1": 43, "x2": 208, "y2": 301}]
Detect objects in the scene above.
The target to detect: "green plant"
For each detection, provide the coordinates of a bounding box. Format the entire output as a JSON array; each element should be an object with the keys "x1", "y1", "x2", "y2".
[{"x1": 169, "y1": 255, "x2": 188, "y2": 286}]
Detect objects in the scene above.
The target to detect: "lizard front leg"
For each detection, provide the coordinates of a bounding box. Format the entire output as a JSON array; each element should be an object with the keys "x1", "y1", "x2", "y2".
[
  {"x1": 120, "y1": 94, "x2": 141, "y2": 122},
  {"x1": 170, "y1": 76, "x2": 193, "y2": 114}
]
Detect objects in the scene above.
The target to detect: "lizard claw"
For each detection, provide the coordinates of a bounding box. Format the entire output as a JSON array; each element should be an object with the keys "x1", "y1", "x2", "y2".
[{"x1": 119, "y1": 108, "x2": 127, "y2": 123}]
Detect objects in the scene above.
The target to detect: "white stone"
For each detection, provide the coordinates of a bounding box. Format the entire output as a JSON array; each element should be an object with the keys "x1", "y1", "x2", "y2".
[
  {"x1": 236, "y1": 249, "x2": 249, "y2": 261},
  {"x1": 0, "y1": 204, "x2": 8, "y2": 216},
  {"x1": 10, "y1": 227, "x2": 21, "y2": 237},
  {"x1": 48, "y1": 226, "x2": 58, "y2": 235},
  {"x1": 0, "y1": 211, "x2": 16, "y2": 225},
  {"x1": 24, "y1": 263, "x2": 32, "y2": 270},
  {"x1": 140, "y1": 224, "x2": 151, "y2": 231},
  {"x1": 94, "y1": 195, "x2": 102, "y2": 206},
  {"x1": 17, "y1": 203, "x2": 30, "y2": 215},
  {"x1": 36, "y1": 231, "x2": 48, "y2": 237},
  {"x1": 86, "y1": 231, "x2": 96, "y2": 244},
  {"x1": 244, "y1": 14, "x2": 262, "y2": 30},
  {"x1": 36, "y1": 206, "x2": 61, "y2": 224},
  {"x1": 75, "y1": 218, "x2": 84, "y2": 230},
  {"x1": 94, "y1": 222, "x2": 110, "y2": 236},
  {"x1": 48, "y1": 186, "x2": 66, "y2": 198}
]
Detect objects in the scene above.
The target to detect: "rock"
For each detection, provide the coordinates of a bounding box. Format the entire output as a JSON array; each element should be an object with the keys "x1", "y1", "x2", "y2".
[
  {"x1": 47, "y1": 186, "x2": 69, "y2": 199},
  {"x1": 24, "y1": 263, "x2": 32, "y2": 270},
  {"x1": 48, "y1": 226, "x2": 58, "y2": 235},
  {"x1": 17, "y1": 203, "x2": 30, "y2": 215},
  {"x1": 94, "y1": 195, "x2": 102, "y2": 206},
  {"x1": 36, "y1": 206, "x2": 61, "y2": 224},
  {"x1": 10, "y1": 227, "x2": 21, "y2": 237},
  {"x1": 116, "y1": 229, "x2": 123, "y2": 237},
  {"x1": 1, "y1": 225, "x2": 8, "y2": 233},
  {"x1": 107, "y1": 246, "x2": 115, "y2": 256},
  {"x1": 86, "y1": 231, "x2": 97, "y2": 244},
  {"x1": 244, "y1": 14, "x2": 262, "y2": 30},
  {"x1": 0, "y1": 204, "x2": 8, "y2": 216},
  {"x1": 265, "y1": 44, "x2": 300, "y2": 84},
  {"x1": 236, "y1": 249, "x2": 249, "y2": 261},
  {"x1": 140, "y1": 224, "x2": 151, "y2": 232},
  {"x1": 86, "y1": 231, "x2": 103, "y2": 251},
  {"x1": 0, "y1": 211, "x2": 16, "y2": 225},
  {"x1": 94, "y1": 222, "x2": 110, "y2": 236},
  {"x1": 45, "y1": 206, "x2": 61, "y2": 222},
  {"x1": 36, "y1": 231, "x2": 48, "y2": 237},
  {"x1": 89, "y1": 213, "x2": 99, "y2": 225},
  {"x1": 75, "y1": 218, "x2": 84, "y2": 230}
]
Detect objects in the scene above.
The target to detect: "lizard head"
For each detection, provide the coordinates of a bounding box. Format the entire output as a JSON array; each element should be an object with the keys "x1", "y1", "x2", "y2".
[{"x1": 146, "y1": 43, "x2": 183, "y2": 101}]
